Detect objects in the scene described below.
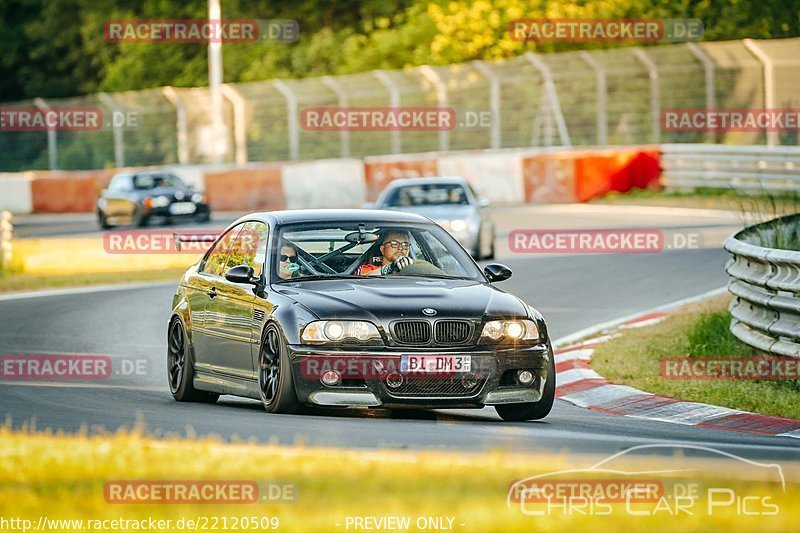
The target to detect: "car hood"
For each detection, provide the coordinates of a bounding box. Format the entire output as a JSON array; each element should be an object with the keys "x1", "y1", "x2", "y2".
[
  {"x1": 132, "y1": 186, "x2": 194, "y2": 199},
  {"x1": 274, "y1": 277, "x2": 526, "y2": 323},
  {"x1": 380, "y1": 205, "x2": 477, "y2": 221}
]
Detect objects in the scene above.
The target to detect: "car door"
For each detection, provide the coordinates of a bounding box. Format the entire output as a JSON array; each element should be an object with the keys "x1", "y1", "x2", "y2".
[
  {"x1": 102, "y1": 175, "x2": 133, "y2": 221},
  {"x1": 189, "y1": 223, "x2": 244, "y2": 375},
  {"x1": 202, "y1": 221, "x2": 269, "y2": 381}
]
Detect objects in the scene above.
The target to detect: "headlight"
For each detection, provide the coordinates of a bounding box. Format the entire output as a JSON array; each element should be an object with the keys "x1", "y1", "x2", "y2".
[
  {"x1": 150, "y1": 195, "x2": 170, "y2": 208},
  {"x1": 301, "y1": 320, "x2": 382, "y2": 344},
  {"x1": 450, "y1": 219, "x2": 469, "y2": 233},
  {"x1": 191, "y1": 193, "x2": 204, "y2": 203},
  {"x1": 480, "y1": 319, "x2": 540, "y2": 343}
]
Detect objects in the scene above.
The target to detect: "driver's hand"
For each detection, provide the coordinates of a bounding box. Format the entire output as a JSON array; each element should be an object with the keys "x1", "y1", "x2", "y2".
[{"x1": 380, "y1": 256, "x2": 414, "y2": 275}]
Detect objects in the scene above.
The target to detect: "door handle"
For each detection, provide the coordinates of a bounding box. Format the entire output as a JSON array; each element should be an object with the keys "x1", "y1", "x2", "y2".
[{"x1": 208, "y1": 287, "x2": 217, "y2": 299}]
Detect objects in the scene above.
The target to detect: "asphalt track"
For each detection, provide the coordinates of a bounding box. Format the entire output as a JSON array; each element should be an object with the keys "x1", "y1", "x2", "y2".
[{"x1": 1, "y1": 206, "x2": 799, "y2": 463}]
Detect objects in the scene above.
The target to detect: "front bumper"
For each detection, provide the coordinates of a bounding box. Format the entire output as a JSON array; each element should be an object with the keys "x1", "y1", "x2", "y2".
[
  {"x1": 145, "y1": 203, "x2": 211, "y2": 219},
  {"x1": 288, "y1": 343, "x2": 550, "y2": 409}
]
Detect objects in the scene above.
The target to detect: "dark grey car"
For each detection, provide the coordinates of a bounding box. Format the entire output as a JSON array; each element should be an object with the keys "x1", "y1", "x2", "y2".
[
  {"x1": 167, "y1": 209, "x2": 555, "y2": 421},
  {"x1": 97, "y1": 171, "x2": 211, "y2": 228}
]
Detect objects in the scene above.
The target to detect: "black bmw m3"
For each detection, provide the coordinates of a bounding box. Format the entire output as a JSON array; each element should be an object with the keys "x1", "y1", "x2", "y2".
[{"x1": 168, "y1": 210, "x2": 555, "y2": 421}]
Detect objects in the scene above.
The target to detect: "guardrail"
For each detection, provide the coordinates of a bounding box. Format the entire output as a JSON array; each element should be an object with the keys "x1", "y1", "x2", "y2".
[
  {"x1": 662, "y1": 144, "x2": 800, "y2": 193},
  {"x1": 0, "y1": 210, "x2": 12, "y2": 273},
  {"x1": 724, "y1": 213, "x2": 800, "y2": 358}
]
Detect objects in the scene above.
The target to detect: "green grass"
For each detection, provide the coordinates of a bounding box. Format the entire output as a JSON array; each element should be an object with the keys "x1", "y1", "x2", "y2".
[
  {"x1": 593, "y1": 188, "x2": 800, "y2": 216},
  {"x1": 0, "y1": 427, "x2": 797, "y2": 532},
  {"x1": 0, "y1": 268, "x2": 186, "y2": 293},
  {"x1": 591, "y1": 295, "x2": 800, "y2": 420}
]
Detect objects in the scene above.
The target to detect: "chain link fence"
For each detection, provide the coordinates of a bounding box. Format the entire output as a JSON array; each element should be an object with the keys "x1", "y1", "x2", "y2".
[{"x1": 1, "y1": 37, "x2": 798, "y2": 172}]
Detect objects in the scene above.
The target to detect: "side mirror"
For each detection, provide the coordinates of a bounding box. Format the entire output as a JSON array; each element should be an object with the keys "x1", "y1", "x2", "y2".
[
  {"x1": 225, "y1": 265, "x2": 258, "y2": 284},
  {"x1": 478, "y1": 197, "x2": 491, "y2": 208},
  {"x1": 484, "y1": 263, "x2": 512, "y2": 282}
]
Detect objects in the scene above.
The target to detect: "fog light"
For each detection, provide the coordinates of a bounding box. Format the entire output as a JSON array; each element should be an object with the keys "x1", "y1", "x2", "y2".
[
  {"x1": 461, "y1": 373, "x2": 478, "y2": 389},
  {"x1": 385, "y1": 373, "x2": 404, "y2": 388},
  {"x1": 517, "y1": 370, "x2": 534, "y2": 385},
  {"x1": 321, "y1": 370, "x2": 341, "y2": 386}
]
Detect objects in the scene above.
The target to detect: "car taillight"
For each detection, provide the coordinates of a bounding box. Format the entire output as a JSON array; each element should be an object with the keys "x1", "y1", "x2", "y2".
[{"x1": 143, "y1": 197, "x2": 153, "y2": 209}]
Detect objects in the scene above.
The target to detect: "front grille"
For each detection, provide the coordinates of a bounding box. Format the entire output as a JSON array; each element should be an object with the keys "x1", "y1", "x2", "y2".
[
  {"x1": 434, "y1": 320, "x2": 472, "y2": 345},
  {"x1": 393, "y1": 321, "x2": 432, "y2": 345},
  {"x1": 388, "y1": 375, "x2": 487, "y2": 397}
]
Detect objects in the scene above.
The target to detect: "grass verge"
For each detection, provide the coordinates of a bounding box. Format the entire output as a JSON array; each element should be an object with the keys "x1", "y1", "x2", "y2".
[
  {"x1": 0, "y1": 427, "x2": 797, "y2": 532},
  {"x1": 592, "y1": 188, "x2": 800, "y2": 215},
  {"x1": 0, "y1": 268, "x2": 186, "y2": 293},
  {"x1": 592, "y1": 295, "x2": 800, "y2": 419}
]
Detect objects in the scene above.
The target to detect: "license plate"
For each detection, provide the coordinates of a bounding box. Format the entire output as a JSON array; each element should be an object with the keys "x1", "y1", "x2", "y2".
[
  {"x1": 400, "y1": 355, "x2": 471, "y2": 373},
  {"x1": 169, "y1": 202, "x2": 197, "y2": 215}
]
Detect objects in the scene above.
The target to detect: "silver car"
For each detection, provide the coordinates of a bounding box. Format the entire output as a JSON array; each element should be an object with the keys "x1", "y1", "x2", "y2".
[{"x1": 368, "y1": 177, "x2": 494, "y2": 259}]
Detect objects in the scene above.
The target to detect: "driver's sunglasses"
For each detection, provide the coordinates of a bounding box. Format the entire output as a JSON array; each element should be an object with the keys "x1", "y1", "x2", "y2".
[
  {"x1": 280, "y1": 254, "x2": 298, "y2": 263},
  {"x1": 383, "y1": 240, "x2": 411, "y2": 251}
]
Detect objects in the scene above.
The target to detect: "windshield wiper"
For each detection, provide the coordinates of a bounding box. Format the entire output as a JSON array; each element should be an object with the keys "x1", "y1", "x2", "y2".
[
  {"x1": 395, "y1": 274, "x2": 470, "y2": 280},
  {"x1": 275, "y1": 274, "x2": 363, "y2": 283}
]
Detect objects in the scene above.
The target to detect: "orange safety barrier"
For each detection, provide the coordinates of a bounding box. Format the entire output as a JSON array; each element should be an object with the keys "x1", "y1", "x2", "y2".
[
  {"x1": 204, "y1": 164, "x2": 285, "y2": 211},
  {"x1": 524, "y1": 148, "x2": 661, "y2": 204},
  {"x1": 522, "y1": 152, "x2": 578, "y2": 203},
  {"x1": 363, "y1": 155, "x2": 440, "y2": 201},
  {"x1": 31, "y1": 170, "x2": 116, "y2": 213},
  {"x1": 575, "y1": 147, "x2": 661, "y2": 202}
]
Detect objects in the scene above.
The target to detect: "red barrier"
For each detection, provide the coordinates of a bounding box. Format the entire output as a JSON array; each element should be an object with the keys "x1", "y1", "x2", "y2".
[{"x1": 204, "y1": 164, "x2": 285, "y2": 211}]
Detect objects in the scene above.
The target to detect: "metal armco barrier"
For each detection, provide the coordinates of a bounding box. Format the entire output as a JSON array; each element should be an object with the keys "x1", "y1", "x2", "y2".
[
  {"x1": 0, "y1": 210, "x2": 12, "y2": 271},
  {"x1": 662, "y1": 144, "x2": 800, "y2": 193},
  {"x1": 724, "y1": 213, "x2": 800, "y2": 358}
]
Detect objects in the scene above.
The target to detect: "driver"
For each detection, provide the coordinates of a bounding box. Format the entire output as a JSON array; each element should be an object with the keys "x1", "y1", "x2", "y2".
[{"x1": 356, "y1": 231, "x2": 414, "y2": 276}]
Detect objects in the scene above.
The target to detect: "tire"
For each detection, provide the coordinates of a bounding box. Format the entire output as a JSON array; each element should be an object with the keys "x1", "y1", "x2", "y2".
[
  {"x1": 476, "y1": 224, "x2": 495, "y2": 260},
  {"x1": 257, "y1": 323, "x2": 300, "y2": 414},
  {"x1": 98, "y1": 211, "x2": 112, "y2": 229},
  {"x1": 196, "y1": 211, "x2": 211, "y2": 223},
  {"x1": 495, "y1": 342, "x2": 556, "y2": 421},
  {"x1": 167, "y1": 317, "x2": 219, "y2": 403},
  {"x1": 133, "y1": 206, "x2": 148, "y2": 228}
]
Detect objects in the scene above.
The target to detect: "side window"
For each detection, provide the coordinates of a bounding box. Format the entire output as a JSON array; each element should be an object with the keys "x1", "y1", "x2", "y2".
[
  {"x1": 225, "y1": 221, "x2": 269, "y2": 277},
  {"x1": 202, "y1": 224, "x2": 244, "y2": 277}
]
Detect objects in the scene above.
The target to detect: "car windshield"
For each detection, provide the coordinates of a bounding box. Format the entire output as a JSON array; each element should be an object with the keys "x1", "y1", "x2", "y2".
[
  {"x1": 133, "y1": 174, "x2": 185, "y2": 190},
  {"x1": 382, "y1": 183, "x2": 469, "y2": 207},
  {"x1": 273, "y1": 221, "x2": 482, "y2": 282}
]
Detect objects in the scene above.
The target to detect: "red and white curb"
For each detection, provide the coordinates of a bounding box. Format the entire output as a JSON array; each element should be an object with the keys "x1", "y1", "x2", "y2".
[{"x1": 553, "y1": 291, "x2": 800, "y2": 440}]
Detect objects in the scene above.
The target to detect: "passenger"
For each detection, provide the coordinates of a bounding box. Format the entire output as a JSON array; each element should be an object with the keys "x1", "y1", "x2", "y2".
[
  {"x1": 278, "y1": 244, "x2": 300, "y2": 280},
  {"x1": 356, "y1": 231, "x2": 414, "y2": 276}
]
